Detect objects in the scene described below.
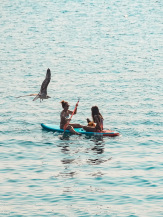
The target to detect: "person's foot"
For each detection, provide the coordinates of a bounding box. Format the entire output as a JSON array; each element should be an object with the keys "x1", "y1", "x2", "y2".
[{"x1": 76, "y1": 132, "x2": 82, "y2": 136}]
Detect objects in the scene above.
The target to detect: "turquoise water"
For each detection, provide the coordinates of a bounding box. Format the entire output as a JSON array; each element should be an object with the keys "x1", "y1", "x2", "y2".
[{"x1": 0, "y1": 0, "x2": 163, "y2": 216}]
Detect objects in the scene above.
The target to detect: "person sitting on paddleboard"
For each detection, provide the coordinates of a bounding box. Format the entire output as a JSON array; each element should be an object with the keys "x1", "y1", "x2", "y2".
[
  {"x1": 60, "y1": 100, "x2": 82, "y2": 135},
  {"x1": 83, "y1": 106, "x2": 104, "y2": 132}
]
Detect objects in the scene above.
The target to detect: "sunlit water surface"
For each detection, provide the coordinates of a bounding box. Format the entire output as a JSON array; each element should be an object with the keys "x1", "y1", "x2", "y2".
[{"x1": 0, "y1": 0, "x2": 163, "y2": 216}]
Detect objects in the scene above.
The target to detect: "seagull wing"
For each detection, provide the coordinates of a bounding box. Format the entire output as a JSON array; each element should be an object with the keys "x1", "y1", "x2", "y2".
[
  {"x1": 33, "y1": 94, "x2": 40, "y2": 101},
  {"x1": 40, "y1": 68, "x2": 51, "y2": 94},
  {"x1": 16, "y1": 93, "x2": 38, "y2": 98}
]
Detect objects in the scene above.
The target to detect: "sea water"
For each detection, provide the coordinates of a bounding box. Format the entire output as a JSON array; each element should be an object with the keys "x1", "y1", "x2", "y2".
[{"x1": 0, "y1": 0, "x2": 163, "y2": 216}]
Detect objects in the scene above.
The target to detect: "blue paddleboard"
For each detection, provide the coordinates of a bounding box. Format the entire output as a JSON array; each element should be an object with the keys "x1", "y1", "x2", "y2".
[{"x1": 41, "y1": 123, "x2": 119, "y2": 137}]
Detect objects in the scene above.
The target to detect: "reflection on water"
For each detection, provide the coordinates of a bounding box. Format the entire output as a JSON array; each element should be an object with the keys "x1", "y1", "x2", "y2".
[
  {"x1": 92, "y1": 145, "x2": 104, "y2": 154},
  {"x1": 61, "y1": 158, "x2": 75, "y2": 164},
  {"x1": 60, "y1": 133, "x2": 105, "y2": 141},
  {"x1": 60, "y1": 146, "x2": 70, "y2": 154},
  {"x1": 91, "y1": 136, "x2": 105, "y2": 154},
  {"x1": 59, "y1": 171, "x2": 76, "y2": 178},
  {"x1": 56, "y1": 135, "x2": 113, "y2": 180},
  {"x1": 58, "y1": 134, "x2": 71, "y2": 140},
  {"x1": 91, "y1": 171, "x2": 104, "y2": 177},
  {"x1": 87, "y1": 157, "x2": 112, "y2": 165},
  {"x1": 63, "y1": 187, "x2": 73, "y2": 193}
]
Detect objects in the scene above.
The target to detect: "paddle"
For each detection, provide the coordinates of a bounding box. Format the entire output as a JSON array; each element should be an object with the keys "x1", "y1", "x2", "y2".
[
  {"x1": 63, "y1": 99, "x2": 80, "y2": 131},
  {"x1": 15, "y1": 93, "x2": 37, "y2": 98}
]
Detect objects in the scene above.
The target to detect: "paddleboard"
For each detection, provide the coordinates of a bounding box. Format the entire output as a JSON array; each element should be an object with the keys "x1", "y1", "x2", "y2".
[{"x1": 41, "y1": 123, "x2": 120, "y2": 137}]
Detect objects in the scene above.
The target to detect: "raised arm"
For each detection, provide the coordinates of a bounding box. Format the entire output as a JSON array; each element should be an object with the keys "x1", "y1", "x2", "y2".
[{"x1": 68, "y1": 103, "x2": 78, "y2": 115}]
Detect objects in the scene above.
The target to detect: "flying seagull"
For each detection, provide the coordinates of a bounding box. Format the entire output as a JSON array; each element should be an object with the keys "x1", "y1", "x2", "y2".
[
  {"x1": 33, "y1": 68, "x2": 51, "y2": 102},
  {"x1": 16, "y1": 68, "x2": 51, "y2": 102}
]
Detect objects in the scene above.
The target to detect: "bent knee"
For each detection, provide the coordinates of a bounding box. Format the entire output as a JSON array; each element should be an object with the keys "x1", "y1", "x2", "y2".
[{"x1": 67, "y1": 125, "x2": 73, "y2": 130}]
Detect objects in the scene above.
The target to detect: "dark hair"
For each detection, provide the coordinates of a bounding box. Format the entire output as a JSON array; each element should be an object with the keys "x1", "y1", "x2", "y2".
[
  {"x1": 61, "y1": 100, "x2": 69, "y2": 108},
  {"x1": 91, "y1": 106, "x2": 103, "y2": 122}
]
